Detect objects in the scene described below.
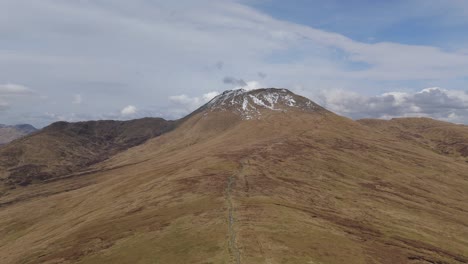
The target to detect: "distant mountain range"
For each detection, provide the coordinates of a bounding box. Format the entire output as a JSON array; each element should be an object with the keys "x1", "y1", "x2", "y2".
[
  {"x1": 0, "y1": 118, "x2": 175, "y2": 185},
  {"x1": 0, "y1": 124, "x2": 37, "y2": 145},
  {"x1": 0, "y1": 88, "x2": 467, "y2": 264}
]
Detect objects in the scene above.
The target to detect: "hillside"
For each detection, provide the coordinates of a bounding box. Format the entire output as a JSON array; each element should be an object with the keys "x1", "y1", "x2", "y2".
[
  {"x1": 0, "y1": 118, "x2": 175, "y2": 187},
  {"x1": 0, "y1": 124, "x2": 37, "y2": 145},
  {"x1": 359, "y1": 118, "x2": 468, "y2": 159},
  {"x1": 0, "y1": 89, "x2": 467, "y2": 264}
]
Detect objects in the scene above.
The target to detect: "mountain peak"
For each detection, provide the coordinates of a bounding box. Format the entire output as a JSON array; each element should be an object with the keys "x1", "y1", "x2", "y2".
[{"x1": 203, "y1": 88, "x2": 323, "y2": 120}]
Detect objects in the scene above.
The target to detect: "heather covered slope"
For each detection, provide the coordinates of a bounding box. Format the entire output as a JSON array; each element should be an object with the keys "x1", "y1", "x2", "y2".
[
  {"x1": 0, "y1": 118, "x2": 175, "y2": 186},
  {"x1": 0, "y1": 89, "x2": 467, "y2": 263}
]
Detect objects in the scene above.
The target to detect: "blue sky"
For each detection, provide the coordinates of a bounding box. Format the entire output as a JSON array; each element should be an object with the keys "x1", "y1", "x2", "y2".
[
  {"x1": 249, "y1": 0, "x2": 468, "y2": 47},
  {"x1": 1, "y1": 0, "x2": 468, "y2": 126}
]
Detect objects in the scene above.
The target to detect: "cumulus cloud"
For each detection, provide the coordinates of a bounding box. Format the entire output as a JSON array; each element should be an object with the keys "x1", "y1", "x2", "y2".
[
  {"x1": 0, "y1": 83, "x2": 33, "y2": 95},
  {"x1": 120, "y1": 105, "x2": 138, "y2": 116},
  {"x1": 169, "y1": 91, "x2": 220, "y2": 114},
  {"x1": 0, "y1": 83, "x2": 34, "y2": 113},
  {"x1": 317, "y1": 87, "x2": 468, "y2": 123}
]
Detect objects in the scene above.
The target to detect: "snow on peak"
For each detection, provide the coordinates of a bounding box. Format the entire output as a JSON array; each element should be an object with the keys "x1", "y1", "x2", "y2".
[{"x1": 203, "y1": 88, "x2": 320, "y2": 120}]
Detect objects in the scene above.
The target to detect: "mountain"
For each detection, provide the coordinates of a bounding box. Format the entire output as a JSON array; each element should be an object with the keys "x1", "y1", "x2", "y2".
[
  {"x1": 0, "y1": 124, "x2": 37, "y2": 145},
  {"x1": 195, "y1": 88, "x2": 325, "y2": 118},
  {"x1": 0, "y1": 118, "x2": 175, "y2": 186},
  {"x1": 0, "y1": 88, "x2": 467, "y2": 264}
]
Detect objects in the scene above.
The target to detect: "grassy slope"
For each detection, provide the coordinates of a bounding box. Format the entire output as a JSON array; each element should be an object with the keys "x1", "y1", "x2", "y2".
[
  {"x1": 358, "y1": 118, "x2": 468, "y2": 158},
  {"x1": 0, "y1": 111, "x2": 467, "y2": 263}
]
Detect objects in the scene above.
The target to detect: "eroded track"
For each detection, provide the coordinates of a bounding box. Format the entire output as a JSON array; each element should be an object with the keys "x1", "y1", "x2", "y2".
[{"x1": 226, "y1": 160, "x2": 247, "y2": 264}]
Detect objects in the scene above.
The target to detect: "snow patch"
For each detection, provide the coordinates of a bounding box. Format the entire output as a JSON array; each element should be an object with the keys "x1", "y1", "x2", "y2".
[{"x1": 205, "y1": 88, "x2": 319, "y2": 120}]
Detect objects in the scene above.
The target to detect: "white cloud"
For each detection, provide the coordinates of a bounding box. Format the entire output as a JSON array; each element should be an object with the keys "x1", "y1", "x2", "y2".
[
  {"x1": 72, "y1": 94, "x2": 82, "y2": 105},
  {"x1": 0, "y1": 83, "x2": 33, "y2": 95},
  {"x1": 2, "y1": 1, "x2": 468, "y2": 83},
  {"x1": 169, "y1": 91, "x2": 220, "y2": 114},
  {"x1": 120, "y1": 105, "x2": 137, "y2": 116},
  {"x1": 317, "y1": 87, "x2": 468, "y2": 123},
  {"x1": 202, "y1": 91, "x2": 220, "y2": 102},
  {"x1": 0, "y1": 83, "x2": 34, "y2": 113}
]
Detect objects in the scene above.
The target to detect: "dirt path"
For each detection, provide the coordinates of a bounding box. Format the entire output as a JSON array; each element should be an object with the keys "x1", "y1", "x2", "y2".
[{"x1": 226, "y1": 160, "x2": 246, "y2": 264}]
